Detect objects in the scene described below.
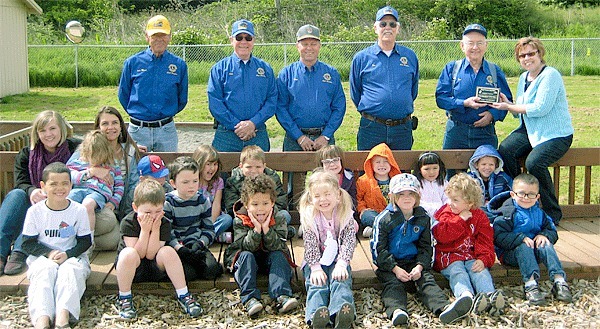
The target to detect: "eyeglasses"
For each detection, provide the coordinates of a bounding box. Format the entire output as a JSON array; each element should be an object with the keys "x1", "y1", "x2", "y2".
[
  {"x1": 235, "y1": 34, "x2": 253, "y2": 42},
  {"x1": 378, "y1": 21, "x2": 398, "y2": 28},
  {"x1": 464, "y1": 41, "x2": 486, "y2": 48},
  {"x1": 518, "y1": 50, "x2": 538, "y2": 59},
  {"x1": 321, "y1": 157, "x2": 341, "y2": 166},
  {"x1": 512, "y1": 191, "x2": 539, "y2": 199}
]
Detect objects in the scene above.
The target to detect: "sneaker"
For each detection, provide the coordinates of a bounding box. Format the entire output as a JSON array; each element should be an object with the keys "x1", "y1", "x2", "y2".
[
  {"x1": 524, "y1": 284, "x2": 546, "y2": 306},
  {"x1": 334, "y1": 302, "x2": 354, "y2": 328},
  {"x1": 488, "y1": 289, "x2": 507, "y2": 315},
  {"x1": 362, "y1": 226, "x2": 373, "y2": 238},
  {"x1": 471, "y1": 292, "x2": 489, "y2": 315},
  {"x1": 177, "y1": 292, "x2": 203, "y2": 318},
  {"x1": 391, "y1": 308, "x2": 409, "y2": 326},
  {"x1": 551, "y1": 281, "x2": 573, "y2": 303},
  {"x1": 439, "y1": 295, "x2": 472, "y2": 324},
  {"x1": 3, "y1": 251, "x2": 27, "y2": 275},
  {"x1": 244, "y1": 297, "x2": 263, "y2": 317},
  {"x1": 115, "y1": 295, "x2": 137, "y2": 320},
  {"x1": 287, "y1": 226, "x2": 297, "y2": 240},
  {"x1": 277, "y1": 295, "x2": 299, "y2": 314},
  {"x1": 311, "y1": 306, "x2": 330, "y2": 329},
  {"x1": 216, "y1": 232, "x2": 233, "y2": 244}
]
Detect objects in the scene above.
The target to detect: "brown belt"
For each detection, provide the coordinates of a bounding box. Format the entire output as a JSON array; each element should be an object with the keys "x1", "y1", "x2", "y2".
[{"x1": 361, "y1": 112, "x2": 411, "y2": 127}]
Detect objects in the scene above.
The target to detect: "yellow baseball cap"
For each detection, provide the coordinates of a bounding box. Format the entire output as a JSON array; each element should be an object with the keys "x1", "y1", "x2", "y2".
[{"x1": 146, "y1": 15, "x2": 171, "y2": 36}]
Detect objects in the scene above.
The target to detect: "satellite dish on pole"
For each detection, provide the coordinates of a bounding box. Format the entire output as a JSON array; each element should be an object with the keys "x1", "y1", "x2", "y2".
[{"x1": 65, "y1": 20, "x2": 85, "y2": 44}]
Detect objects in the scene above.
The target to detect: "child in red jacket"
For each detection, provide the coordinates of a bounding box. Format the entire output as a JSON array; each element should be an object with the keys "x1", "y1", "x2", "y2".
[{"x1": 433, "y1": 173, "x2": 507, "y2": 316}]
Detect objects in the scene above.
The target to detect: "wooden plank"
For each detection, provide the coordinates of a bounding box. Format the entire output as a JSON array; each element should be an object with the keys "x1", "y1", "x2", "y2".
[
  {"x1": 558, "y1": 220, "x2": 600, "y2": 248},
  {"x1": 554, "y1": 229, "x2": 600, "y2": 271},
  {"x1": 562, "y1": 205, "x2": 600, "y2": 219},
  {"x1": 568, "y1": 166, "x2": 576, "y2": 204},
  {"x1": 351, "y1": 238, "x2": 376, "y2": 287},
  {"x1": 568, "y1": 218, "x2": 600, "y2": 234},
  {"x1": 0, "y1": 271, "x2": 27, "y2": 294},
  {"x1": 87, "y1": 251, "x2": 116, "y2": 292}
]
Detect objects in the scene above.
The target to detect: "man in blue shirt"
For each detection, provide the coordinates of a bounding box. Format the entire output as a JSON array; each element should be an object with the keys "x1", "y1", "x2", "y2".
[
  {"x1": 276, "y1": 24, "x2": 346, "y2": 151},
  {"x1": 207, "y1": 19, "x2": 277, "y2": 152},
  {"x1": 435, "y1": 24, "x2": 513, "y2": 153},
  {"x1": 350, "y1": 6, "x2": 419, "y2": 151},
  {"x1": 118, "y1": 15, "x2": 188, "y2": 152}
]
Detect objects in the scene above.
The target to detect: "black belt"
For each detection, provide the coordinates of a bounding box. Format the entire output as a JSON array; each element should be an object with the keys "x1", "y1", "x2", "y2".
[
  {"x1": 130, "y1": 117, "x2": 173, "y2": 128},
  {"x1": 361, "y1": 112, "x2": 411, "y2": 127},
  {"x1": 300, "y1": 127, "x2": 323, "y2": 136}
]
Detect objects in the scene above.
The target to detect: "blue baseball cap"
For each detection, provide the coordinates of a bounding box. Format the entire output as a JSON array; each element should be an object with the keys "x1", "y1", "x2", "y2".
[
  {"x1": 138, "y1": 155, "x2": 169, "y2": 179},
  {"x1": 463, "y1": 24, "x2": 487, "y2": 37},
  {"x1": 376, "y1": 6, "x2": 399, "y2": 21},
  {"x1": 231, "y1": 19, "x2": 255, "y2": 37}
]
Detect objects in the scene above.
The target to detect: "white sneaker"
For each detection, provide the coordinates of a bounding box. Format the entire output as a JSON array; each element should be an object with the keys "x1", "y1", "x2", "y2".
[
  {"x1": 392, "y1": 308, "x2": 409, "y2": 326},
  {"x1": 362, "y1": 226, "x2": 373, "y2": 238}
]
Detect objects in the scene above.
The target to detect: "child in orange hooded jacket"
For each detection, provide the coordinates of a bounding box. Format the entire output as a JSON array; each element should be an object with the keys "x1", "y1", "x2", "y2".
[{"x1": 357, "y1": 143, "x2": 401, "y2": 238}]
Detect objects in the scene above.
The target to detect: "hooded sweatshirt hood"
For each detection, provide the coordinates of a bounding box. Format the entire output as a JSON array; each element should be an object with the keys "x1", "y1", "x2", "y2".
[
  {"x1": 363, "y1": 143, "x2": 401, "y2": 180},
  {"x1": 468, "y1": 144, "x2": 504, "y2": 178}
]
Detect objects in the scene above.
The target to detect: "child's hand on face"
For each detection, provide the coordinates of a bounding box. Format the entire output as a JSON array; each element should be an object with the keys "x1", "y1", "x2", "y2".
[
  {"x1": 248, "y1": 212, "x2": 263, "y2": 234},
  {"x1": 138, "y1": 212, "x2": 154, "y2": 232},
  {"x1": 409, "y1": 264, "x2": 423, "y2": 281},
  {"x1": 459, "y1": 210, "x2": 472, "y2": 220},
  {"x1": 471, "y1": 259, "x2": 485, "y2": 272},
  {"x1": 310, "y1": 269, "x2": 328, "y2": 286},
  {"x1": 392, "y1": 266, "x2": 411, "y2": 282},
  {"x1": 260, "y1": 208, "x2": 273, "y2": 233},
  {"x1": 151, "y1": 211, "x2": 164, "y2": 232}
]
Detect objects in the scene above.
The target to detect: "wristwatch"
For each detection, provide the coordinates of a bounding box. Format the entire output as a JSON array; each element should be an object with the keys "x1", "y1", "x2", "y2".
[{"x1": 323, "y1": 135, "x2": 330, "y2": 141}]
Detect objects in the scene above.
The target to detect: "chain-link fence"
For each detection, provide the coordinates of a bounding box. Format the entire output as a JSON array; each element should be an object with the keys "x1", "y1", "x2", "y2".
[{"x1": 28, "y1": 38, "x2": 600, "y2": 87}]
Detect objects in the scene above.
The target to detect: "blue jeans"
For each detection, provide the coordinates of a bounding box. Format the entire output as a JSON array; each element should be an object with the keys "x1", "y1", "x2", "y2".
[
  {"x1": 442, "y1": 120, "x2": 498, "y2": 150},
  {"x1": 68, "y1": 189, "x2": 106, "y2": 209},
  {"x1": 213, "y1": 213, "x2": 233, "y2": 237},
  {"x1": 498, "y1": 126, "x2": 572, "y2": 223},
  {"x1": 128, "y1": 120, "x2": 178, "y2": 152},
  {"x1": 233, "y1": 250, "x2": 293, "y2": 304},
  {"x1": 502, "y1": 242, "x2": 566, "y2": 283},
  {"x1": 360, "y1": 210, "x2": 379, "y2": 227},
  {"x1": 440, "y1": 260, "x2": 495, "y2": 298},
  {"x1": 212, "y1": 124, "x2": 270, "y2": 152},
  {"x1": 303, "y1": 263, "x2": 354, "y2": 323},
  {"x1": 0, "y1": 189, "x2": 30, "y2": 258},
  {"x1": 282, "y1": 132, "x2": 336, "y2": 151},
  {"x1": 357, "y1": 117, "x2": 413, "y2": 151}
]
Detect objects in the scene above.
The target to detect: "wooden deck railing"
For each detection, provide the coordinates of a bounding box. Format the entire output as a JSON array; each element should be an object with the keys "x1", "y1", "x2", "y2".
[{"x1": 0, "y1": 126, "x2": 31, "y2": 151}]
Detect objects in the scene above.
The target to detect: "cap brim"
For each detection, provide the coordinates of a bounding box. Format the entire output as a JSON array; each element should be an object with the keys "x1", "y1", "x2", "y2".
[
  {"x1": 391, "y1": 187, "x2": 419, "y2": 194},
  {"x1": 147, "y1": 168, "x2": 169, "y2": 179},
  {"x1": 463, "y1": 29, "x2": 487, "y2": 37},
  {"x1": 232, "y1": 30, "x2": 255, "y2": 37},
  {"x1": 297, "y1": 35, "x2": 320, "y2": 42},
  {"x1": 147, "y1": 28, "x2": 170, "y2": 36},
  {"x1": 377, "y1": 14, "x2": 398, "y2": 21}
]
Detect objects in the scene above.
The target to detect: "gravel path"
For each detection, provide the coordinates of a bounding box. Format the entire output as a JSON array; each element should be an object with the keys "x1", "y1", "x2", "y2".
[
  {"x1": 176, "y1": 127, "x2": 284, "y2": 152},
  {"x1": 1, "y1": 278, "x2": 598, "y2": 328}
]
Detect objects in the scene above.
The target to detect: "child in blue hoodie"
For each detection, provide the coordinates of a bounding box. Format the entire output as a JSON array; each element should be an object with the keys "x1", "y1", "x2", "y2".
[
  {"x1": 468, "y1": 144, "x2": 512, "y2": 222},
  {"x1": 488, "y1": 173, "x2": 572, "y2": 306}
]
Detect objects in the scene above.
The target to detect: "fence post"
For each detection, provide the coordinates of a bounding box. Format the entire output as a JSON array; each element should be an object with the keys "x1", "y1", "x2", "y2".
[
  {"x1": 283, "y1": 43, "x2": 287, "y2": 67},
  {"x1": 571, "y1": 39, "x2": 575, "y2": 76},
  {"x1": 183, "y1": 45, "x2": 186, "y2": 62}
]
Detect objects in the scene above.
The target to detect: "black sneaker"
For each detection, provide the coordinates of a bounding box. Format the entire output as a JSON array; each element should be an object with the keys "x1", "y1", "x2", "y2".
[
  {"x1": 277, "y1": 295, "x2": 299, "y2": 314},
  {"x1": 391, "y1": 308, "x2": 409, "y2": 326},
  {"x1": 334, "y1": 302, "x2": 354, "y2": 329},
  {"x1": 551, "y1": 281, "x2": 573, "y2": 303},
  {"x1": 177, "y1": 292, "x2": 203, "y2": 317},
  {"x1": 244, "y1": 297, "x2": 263, "y2": 317},
  {"x1": 489, "y1": 289, "x2": 507, "y2": 315},
  {"x1": 115, "y1": 295, "x2": 137, "y2": 320},
  {"x1": 311, "y1": 306, "x2": 330, "y2": 329},
  {"x1": 471, "y1": 292, "x2": 489, "y2": 315},
  {"x1": 524, "y1": 284, "x2": 546, "y2": 306},
  {"x1": 287, "y1": 226, "x2": 297, "y2": 240},
  {"x1": 3, "y1": 251, "x2": 27, "y2": 275},
  {"x1": 439, "y1": 295, "x2": 472, "y2": 324}
]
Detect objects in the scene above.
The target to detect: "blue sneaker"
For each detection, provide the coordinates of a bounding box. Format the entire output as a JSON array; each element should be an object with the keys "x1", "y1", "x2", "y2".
[
  {"x1": 116, "y1": 295, "x2": 137, "y2": 320},
  {"x1": 177, "y1": 292, "x2": 203, "y2": 318}
]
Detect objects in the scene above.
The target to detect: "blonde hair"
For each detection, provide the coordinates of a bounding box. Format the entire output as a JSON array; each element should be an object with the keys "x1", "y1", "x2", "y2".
[
  {"x1": 193, "y1": 144, "x2": 222, "y2": 193},
  {"x1": 298, "y1": 169, "x2": 354, "y2": 233},
  {"x1": 514, "y1": 36, "x2": 546, "y2": 64},
  {"x1": 79, "y1": 130, "x2": 114, "y2": 166},
  {"x1": 134, "y1": 179, "x2": 166, "y2": 206},
  {"x1": 445, "y1": 173, "x2": 483, "y2": 209},
  {"x1": 30, "y1": 110, "x2": 69, "y2": 150},
  {"x1": 389, "y1": 191, "x2": 421, "y2": 210},
  {"x1": 240, "y1": 145, "x2": 266, "y2": 165}
]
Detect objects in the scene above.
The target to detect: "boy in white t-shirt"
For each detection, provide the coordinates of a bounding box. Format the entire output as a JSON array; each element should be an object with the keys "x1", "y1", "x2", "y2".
[{"x1": 21, "y1": 162, "x2": 93, "y2": 329}]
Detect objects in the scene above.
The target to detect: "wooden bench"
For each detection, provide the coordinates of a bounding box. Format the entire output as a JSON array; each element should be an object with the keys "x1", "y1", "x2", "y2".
[{"x1": 0, "y1": 148, "x2": 598, "y2": 295}]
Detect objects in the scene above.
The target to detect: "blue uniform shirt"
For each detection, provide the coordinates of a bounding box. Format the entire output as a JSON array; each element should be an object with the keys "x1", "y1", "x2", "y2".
[
  {"x1": 350, "y1": 43, "x2": 419, "y2": 120},
  {"x1": 276, "y1": 60, "x2": 346, "y2": 140},
  {"x1": 207, "y1": 53, "x2": 277, "y2": 131},
  {"x1": 435, "y1": 58, "x2": 513, "y2": 124},
  {"x1": 118, "y1": 48, "x2": 188, "y2": 121}
]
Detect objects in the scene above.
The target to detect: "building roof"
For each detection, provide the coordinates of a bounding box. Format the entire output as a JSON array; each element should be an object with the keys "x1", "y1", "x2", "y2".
[{"x1": 22, "y1": 0, "x2": 43, "y2": 15}]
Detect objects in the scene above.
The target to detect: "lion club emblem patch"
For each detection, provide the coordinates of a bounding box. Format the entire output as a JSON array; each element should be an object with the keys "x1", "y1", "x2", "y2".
[{"x1": 256, "y1": 67, "x2": 265, "y2": 77}]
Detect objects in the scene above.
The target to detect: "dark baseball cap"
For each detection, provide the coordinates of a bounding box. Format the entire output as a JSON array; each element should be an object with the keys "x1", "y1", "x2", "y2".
[{"x1": 463, "y1": 24, "x2": 487, "y2": 37}]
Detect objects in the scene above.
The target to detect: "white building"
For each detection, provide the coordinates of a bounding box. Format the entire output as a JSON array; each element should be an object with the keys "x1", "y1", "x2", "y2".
[{"x1": 0, "y1": 0, "x2": 42, "y2": 98}]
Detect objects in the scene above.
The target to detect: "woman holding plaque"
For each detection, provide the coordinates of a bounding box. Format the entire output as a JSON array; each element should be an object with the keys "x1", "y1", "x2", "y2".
[{"x1": 491, "y1": 37, "x2": 573, "y2": 225}]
